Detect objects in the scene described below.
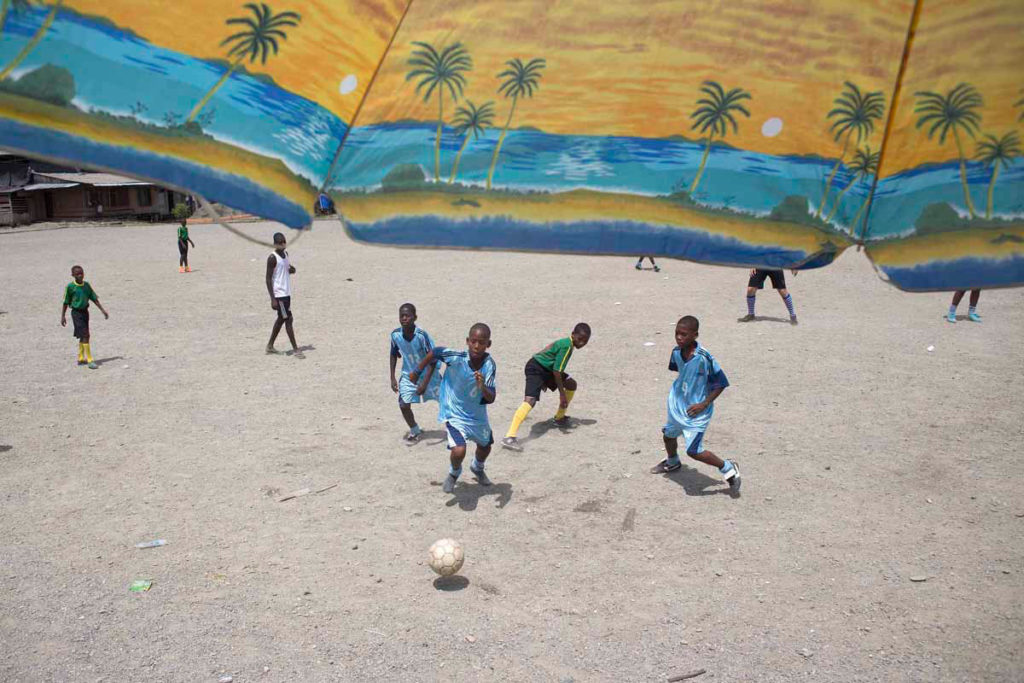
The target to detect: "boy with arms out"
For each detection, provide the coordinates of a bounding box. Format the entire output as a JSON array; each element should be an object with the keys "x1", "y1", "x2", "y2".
[
  {"x1": 410, "y1": 324, "x2": 497, "y2": 494},
  {"x1": 650, "y1": 316, "x2": 741, "y2": 493},
  {"x1": 60, "y1": 265, "x2": 109, "y2": 370},
  {"x1": 265, "y1": 232, "x2": 303, "y2": 358},
  {"x1": 389, "y1": 303, "x2": 442, "y2": 444},
  {"x1": 501, "y1": 322, "x2": 591, "y2": 452}
]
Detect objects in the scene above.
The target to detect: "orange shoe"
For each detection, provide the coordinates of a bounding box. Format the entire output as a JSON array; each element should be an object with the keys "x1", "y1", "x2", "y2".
[
  {"x1": 185, "y1": 266, "x2": 192, "y2": 272},
  {"x1": 179, "y1": 266, "x2": 185, "y2": 273}
]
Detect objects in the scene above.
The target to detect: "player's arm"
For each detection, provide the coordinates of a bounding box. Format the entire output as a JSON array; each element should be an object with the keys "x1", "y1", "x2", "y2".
[
  {"x1": 686, "y1": 363, "x2": 729, "y2": 416},
  {"x1": 93, "y1": 298, "x2": 110, "y2": 319},
  {"x1": 389, "y1": 350, "x2": 399, "y2": 392},
  {"x1": 409, "y1": 347, "x2": 442, "y2": 383},
  {"x1": 415, "y1": 364, "x2": 435, "y2": 395},
  {"x1": 266, "y1": 255, "x2": 277, "y2": 307},
  {"x1": 188, "y1": 237, "x2": 195, "y2": 247},
  {"x1": 60, "y1": 302, "x2": 68, "y2": 326},
  {"x1": 474, "y1": 370, "x2": 495, "y2": 404}
]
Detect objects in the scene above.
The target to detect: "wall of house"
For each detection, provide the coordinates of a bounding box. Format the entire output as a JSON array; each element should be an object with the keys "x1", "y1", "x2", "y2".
[{"x1": 47, "y1": 186, "x2": 171, "y2": 221}]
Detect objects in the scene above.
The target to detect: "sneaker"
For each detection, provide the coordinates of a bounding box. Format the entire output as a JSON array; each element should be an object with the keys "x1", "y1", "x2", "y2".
[
  {"x1": 650, "y1": 458, "x2": 681, "y2": 474},
  {"x1": 87, "y1": 361, "x2": 98, "y2": 370},
  {"x1": 654, "y1": 266, "x2": 661, "y2": 272},
  {"x1": 790, "y1": 315, "x2": 798, "y2": 326},
  {"x1": 185, "y1": 266, "x2": 192, "y2": 273},
  {"x1": 968, "y1": 312, "x2": 982, "y2": 323},
  {"x1": 553, "y1": 415, "x2": 573, "y2": 427},
  {"x1": 635, "y1": 263, "x2": 642, "y2": 270},
  {"x1": 442, "y1": 473, "x2": 458, "y2": 494},
  {"x1": 501, "y1": 437, "x2": 523, "y2": 452},
  {"x1": 470, "y1": 465, "x2": 492, "y2": 487},
  {"x1": 179, "y1": 266, "x2": 185, "y2": 273},
  {"x1": 722, "y1": 461, "x2": 741, "y2": 493},
  {"x1": 737, "y1": 314, "x2": 755, "y2": 323},
  {"x1": 77, "y1": 360, "x2": 87, "y2": 366},
  {"x1": 404, "y1": 430, "x2": 422, "y2": 445},
  {"x1": 292, "y1": 350, "x2": 306, "y2": 359},
  {"x1": 266, "y1": 345, "x2": 280, "y2": 355},
  {"x1": 945, "y1": 312, "x2": 956, "y2": 323}
]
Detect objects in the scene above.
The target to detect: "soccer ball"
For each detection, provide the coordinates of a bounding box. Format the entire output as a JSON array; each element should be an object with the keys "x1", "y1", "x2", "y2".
[{"x1": 428, "y1": 538, "x2": 465, "y2": 577}]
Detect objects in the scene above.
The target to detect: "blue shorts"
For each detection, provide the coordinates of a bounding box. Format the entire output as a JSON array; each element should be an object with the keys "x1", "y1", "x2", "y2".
[
  {"x1": 662, "y1": 424, "x2": 705, "y2": 455},
  {"x1": 398, "y1": 375, "x2": 440, "y2": 405},
  {"x1": 445, "y1": 421, "x2": 494, "y2": 450}
]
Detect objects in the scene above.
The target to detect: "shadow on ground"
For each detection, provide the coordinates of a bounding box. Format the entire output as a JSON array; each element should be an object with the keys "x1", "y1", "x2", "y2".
[
  {"x1": 663, "y1": 465, "x2": 740, "y2": 498},
  {"x1": 522, "y1": 416, "x2": 597, "y2": 445}
]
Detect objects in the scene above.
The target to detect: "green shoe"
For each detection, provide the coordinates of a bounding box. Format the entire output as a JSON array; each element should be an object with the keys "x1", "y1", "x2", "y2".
[
  {"x1": 945, "y1": 312, "x2": 956, "y2": 323},
  {"x1": 968, "y1": 312, "x2": 982, "y2": 323},
  {"x1": 88, "y1": 362, "x2": 98, "y2": 370}
]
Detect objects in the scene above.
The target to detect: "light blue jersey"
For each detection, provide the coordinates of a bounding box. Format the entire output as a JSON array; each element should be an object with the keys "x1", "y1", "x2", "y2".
[
  {"x1": 390, "y1": 327, "x2": 441, "y2": 403},
  {"x1": 434, "y1": 347, "x2": 497, "y2": 445},
  {"x1": 665, "y1": 342, "x2": 729, "y2": 433}
]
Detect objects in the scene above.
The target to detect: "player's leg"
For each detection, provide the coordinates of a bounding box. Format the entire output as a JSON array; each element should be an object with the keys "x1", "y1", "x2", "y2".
[
  {"x1": 77, "y1": 311, "x2": 97, "y2": 369},
  {"x1": 399, "y1": 396, "x2": 423, "y2": 443},
  {"x1": 554, "y1": 376, "x2": 577, "y2": 423},
  {"x1": 740, "y1": 271, "x2": 764, "y2": 322},
  {"x1": 278, "y1": 299, "x2": 302, "y2": 358},
  {"x1": 470, "y1": 441, "x2": 493, "y2": 486},
  {"x1": 182, "y1": 245, "x2": 190, "y2": 272},
  {"x1": 503, "y1": 364, "x2": 541, "y2": 450},
  {"x1": 651, "y1": 257, "x2": 660, "y2": 272},
  {"x1": 684, "y1": 431, "x2": 740, "y2": 491},
  {"x1": 444, "y1": 423, "x2": 468, "y2": 493},
  {"x1": 948, "y1": 290, "x2": 965, "y2": 322},
  {"x1": 178, "y1": 241, "x2": 185, "y2": 271},
  {"x1": 635, "y1": 257, "x2": 643, "y2": 270},
  {"x1": 651, "y1": 425, "x2": 683, "y2": 473},
  {"x1": 968, "y1": 289, "x2": 982, "y2": 322}
]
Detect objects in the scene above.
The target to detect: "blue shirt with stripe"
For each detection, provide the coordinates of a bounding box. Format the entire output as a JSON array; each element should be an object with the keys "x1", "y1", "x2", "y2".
[
  {"x1": 391, "y1": 326, "x2": 442, "y2": 400},
  {"x1": 666, "y1": 342, "x2": 729, "y2": 431},
  {"x1": 433, "y1": 347, "x2": 497, "y2": 437}
]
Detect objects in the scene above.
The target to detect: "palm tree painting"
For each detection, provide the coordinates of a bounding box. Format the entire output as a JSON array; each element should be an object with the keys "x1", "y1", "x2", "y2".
[
  {"x1": 818, "y1": 82, "x2": 884, "y2": 217},
  {"x1": 0, "y1": 0, "x2": 63, "y2": 81},
  {"x1": 975, "y1": 131, "x2": 1020, "y2": 219},
  {"x1": 486, "y1": 57, "x2": 545, "y2": 190},
  {"x1": 688, "y1": 80, "x2": 751, "y2": 195},
  {"x1": 826, "y1": 145, "x2": 879, "y2": 225},
  {"x1": 448, "y1": 100, "x2": 494, "y2": 184},
  {"x1": 914, "y1": 83, "x2": 983, "y2": 218},
  {"x1": 1015, "y1": 89, "x2": 1024, "y2": 122},
  {"x1": 185, "y1": 3, "x2": 300, "y2": 124},
  {"x1": 406, "y1": 41, "x2": 471, "y2": 182}
]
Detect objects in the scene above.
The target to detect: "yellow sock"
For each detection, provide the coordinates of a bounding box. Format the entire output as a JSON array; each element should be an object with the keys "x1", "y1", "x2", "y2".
[
  {"x1": 77, "y1": 343, "x2": 85, "y2": 362},
  {"x1": 554, "y1": 390, "x2": 576, "y2": 420},
  {"x1": 83, "y1": 343, "x2": 93, "y2": 363},
  {"x1": 506, "y1": 402, "x2": 534, "y2": 438}
]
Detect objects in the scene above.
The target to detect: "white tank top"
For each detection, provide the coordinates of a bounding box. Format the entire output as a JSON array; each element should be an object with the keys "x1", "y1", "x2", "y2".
[{"x1": 271, "y1": 251, "x2": 291, "y2": 297}]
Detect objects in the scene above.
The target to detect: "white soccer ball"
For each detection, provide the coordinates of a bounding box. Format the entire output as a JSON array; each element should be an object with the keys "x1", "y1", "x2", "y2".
[{"x1": 428, "y1": 538, "x2": 465, "y2": 577}]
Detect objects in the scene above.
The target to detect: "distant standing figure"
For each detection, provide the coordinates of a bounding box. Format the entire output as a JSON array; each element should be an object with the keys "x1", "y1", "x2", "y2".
[
  {"x1": 265, "y1": 232, "x2": 303, "y2": 358},
  {"x1": 739, "y1": 269, "x2": 797, "y2": 325},
  {"x1": 176, "y1": 208, "x2": 195, "y2": 273},
  {"x1": 947, "y1": 289, "x2": 981, "y2": 323},
  {"x1": 635, "y1": 256, "x2": 660, "y2": 272},
  {"x1": 60, "y1": 265, "x2": 109, "y2": 370}
]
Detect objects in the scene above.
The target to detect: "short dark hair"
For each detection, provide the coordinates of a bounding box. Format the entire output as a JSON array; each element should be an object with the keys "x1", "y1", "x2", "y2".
[
  {"x1": 399, "y1": 302, "x2": 416, "y2": 314},
  {"x1": 573, "y1": 322, "x2": 591, "y2": 336},
  {"x1": 469, "y1": 322, "x2": 491, "y2": 338},
  {"x1": 677, "y1": 315, "x2": 699, "y2": 331},
  {"x1": 71, "y1": 264, "x2": 83, "y2": 273},
  {"x1": 273, "y1": 232, "x2": 286, "y2": 244}
]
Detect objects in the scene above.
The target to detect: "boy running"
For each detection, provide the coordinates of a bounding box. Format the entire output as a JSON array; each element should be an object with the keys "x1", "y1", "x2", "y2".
[
  {"x1": 650, "y1": 316, "x2": 740, "y2": 493},
  {"x1": 409, "y1": 323, "x2": 497, "y2": 494},
  {"x1": 635, "y1": 256, "x2": 660, "y2": 272},
  {"x1": 501, "y1": 322, "x2": 591, "y2": 452},
  {"x1": 176, "y1": 206, "x2": 195, "y2": 273},
  {"x1": 265, "y1": 232, "x2": 303, "y2": 358},
  {"x1": 739, "y1": 268, "x2": 797, "y2": 325},
  {"x1": 60, "y1": 265, "x2": 109, "y2": 370},
  {"x1": 946, "y1": 289, "x2": 981, "y2": 323},
  {"x1": 389, "y1": 303, "x2": 442, "y2": 444}
]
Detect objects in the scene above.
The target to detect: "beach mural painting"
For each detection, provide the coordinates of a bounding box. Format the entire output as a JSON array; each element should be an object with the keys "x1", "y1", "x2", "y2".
[{"x1": 0, "y1": 0, "x2": 1020, "y2": 291}]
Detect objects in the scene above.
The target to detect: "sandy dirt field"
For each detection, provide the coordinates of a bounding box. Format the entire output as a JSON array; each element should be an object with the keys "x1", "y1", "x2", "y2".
[{"x1": 1, "y1": 220, "x2": 1022, "y2": 682}]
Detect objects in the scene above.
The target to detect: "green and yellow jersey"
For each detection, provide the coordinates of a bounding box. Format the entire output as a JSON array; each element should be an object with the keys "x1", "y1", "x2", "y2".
[
  {"x1": 63, "y1": 281, "x2": 97, "y2": 310},
  {"x1": 532, "y1": 337, "x2": 574, "y2": 373}
]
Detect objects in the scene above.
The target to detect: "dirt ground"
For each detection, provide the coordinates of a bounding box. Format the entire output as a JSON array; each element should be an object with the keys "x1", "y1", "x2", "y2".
[{"x1": 1, "y1": 220, "x2": 1022, "y2": 682}]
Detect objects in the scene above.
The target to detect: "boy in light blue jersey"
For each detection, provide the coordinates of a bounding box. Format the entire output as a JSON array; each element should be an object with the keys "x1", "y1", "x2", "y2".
[
  {"x1": 650, "y1": 316, "x2": 741, "y2": 493},
  {"x1": 389, "y1": 303, "x2": 442, "y2": 444},
  {"x1": 410, "y1": 323, "x2": 497, "y2": 494}
]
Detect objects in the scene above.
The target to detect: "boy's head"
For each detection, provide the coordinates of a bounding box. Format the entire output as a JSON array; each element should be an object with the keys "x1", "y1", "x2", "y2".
[
  {"x1": 273, "y1": 232, "x2": 286, "y2": 248},
  {"x1": 466, "y1": 322, "x2": 492, "y2": 360},
  {"x1": 399, "y1": 303, "x2": 417, "y2": 329},
  {"x1": 675, "y1": 316, "x2": 699, "y2": 348},
  {"x1": 571, "y1": 322, "x2": 591, "y2": 349},
  {"x1": 71, "y1": 265, "x2": 84, "y2": 283}
]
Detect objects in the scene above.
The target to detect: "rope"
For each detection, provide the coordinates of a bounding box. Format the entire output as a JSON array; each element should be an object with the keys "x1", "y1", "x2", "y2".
[{"x1": 196, "y1": 194, "x2": 306, "y2": 248}]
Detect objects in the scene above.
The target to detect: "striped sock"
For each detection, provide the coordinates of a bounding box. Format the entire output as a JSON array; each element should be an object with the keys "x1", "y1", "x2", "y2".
[
  {"x1": 471, "y1": 457, "x2": 484, "y2": 472},
  {"x1": 746, "y1": 295, "x2": 755, "y2": 316},
  {"x1": 448, "y1": 465, "x2": 462, "y2": 478},
  {"x1": 783, "y1": 294, "x2": 795, "y2": 317},
  {"x1": 968, "y1": 306, "x2": 977, "y2": 315},
  {"x1": 948, "y1": 304, "x2": 957, "y2": 316}
]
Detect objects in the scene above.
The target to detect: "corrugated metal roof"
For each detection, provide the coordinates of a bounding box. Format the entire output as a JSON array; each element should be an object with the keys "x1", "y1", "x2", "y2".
[
  {"x1": 18, "y1": 182, "x2": 80, "y2": 191},
  {"x1": 35, "y1": 172, "x2": 151, "y2": 187}
]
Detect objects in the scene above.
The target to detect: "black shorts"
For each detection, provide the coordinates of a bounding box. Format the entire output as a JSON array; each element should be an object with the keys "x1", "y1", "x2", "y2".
[
  {"x1": 71, "y1": 308, "x2": 89, "y2": 339},
  {"x1": 178, "y1": 239, "x2": 188, "y2": 255},
  {"x1": 523, "y1": 358, "x2": 569, "y2": 400},
  {"x1": 748, "y1": 269, "x2": 786, "y2": 290},
  {"x1": 275, "y1": 296, "x2": 292, "y2": 320}
]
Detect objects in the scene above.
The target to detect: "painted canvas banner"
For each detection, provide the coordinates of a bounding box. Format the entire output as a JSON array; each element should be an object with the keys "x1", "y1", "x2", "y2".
[{"x1": 0, "y1": 0, "x2": 1020, "y2": 290}]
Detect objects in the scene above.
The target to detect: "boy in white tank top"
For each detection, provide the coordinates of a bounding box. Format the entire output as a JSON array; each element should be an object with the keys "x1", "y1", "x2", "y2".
[{"x1": 265, "y1": 232, "x2": 303, "y2": 358}]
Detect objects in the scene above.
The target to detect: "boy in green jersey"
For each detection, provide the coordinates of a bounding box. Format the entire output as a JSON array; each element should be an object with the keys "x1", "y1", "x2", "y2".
[
  {"x1": 176, "y1": 206, "x2": 195, "y2": 272},
  {"x1": 501, "y1": 322, "x2": 591, "y2": 451},
  {"x1": 60, "y1": 265, "x2": 109, "y2": 369}
]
